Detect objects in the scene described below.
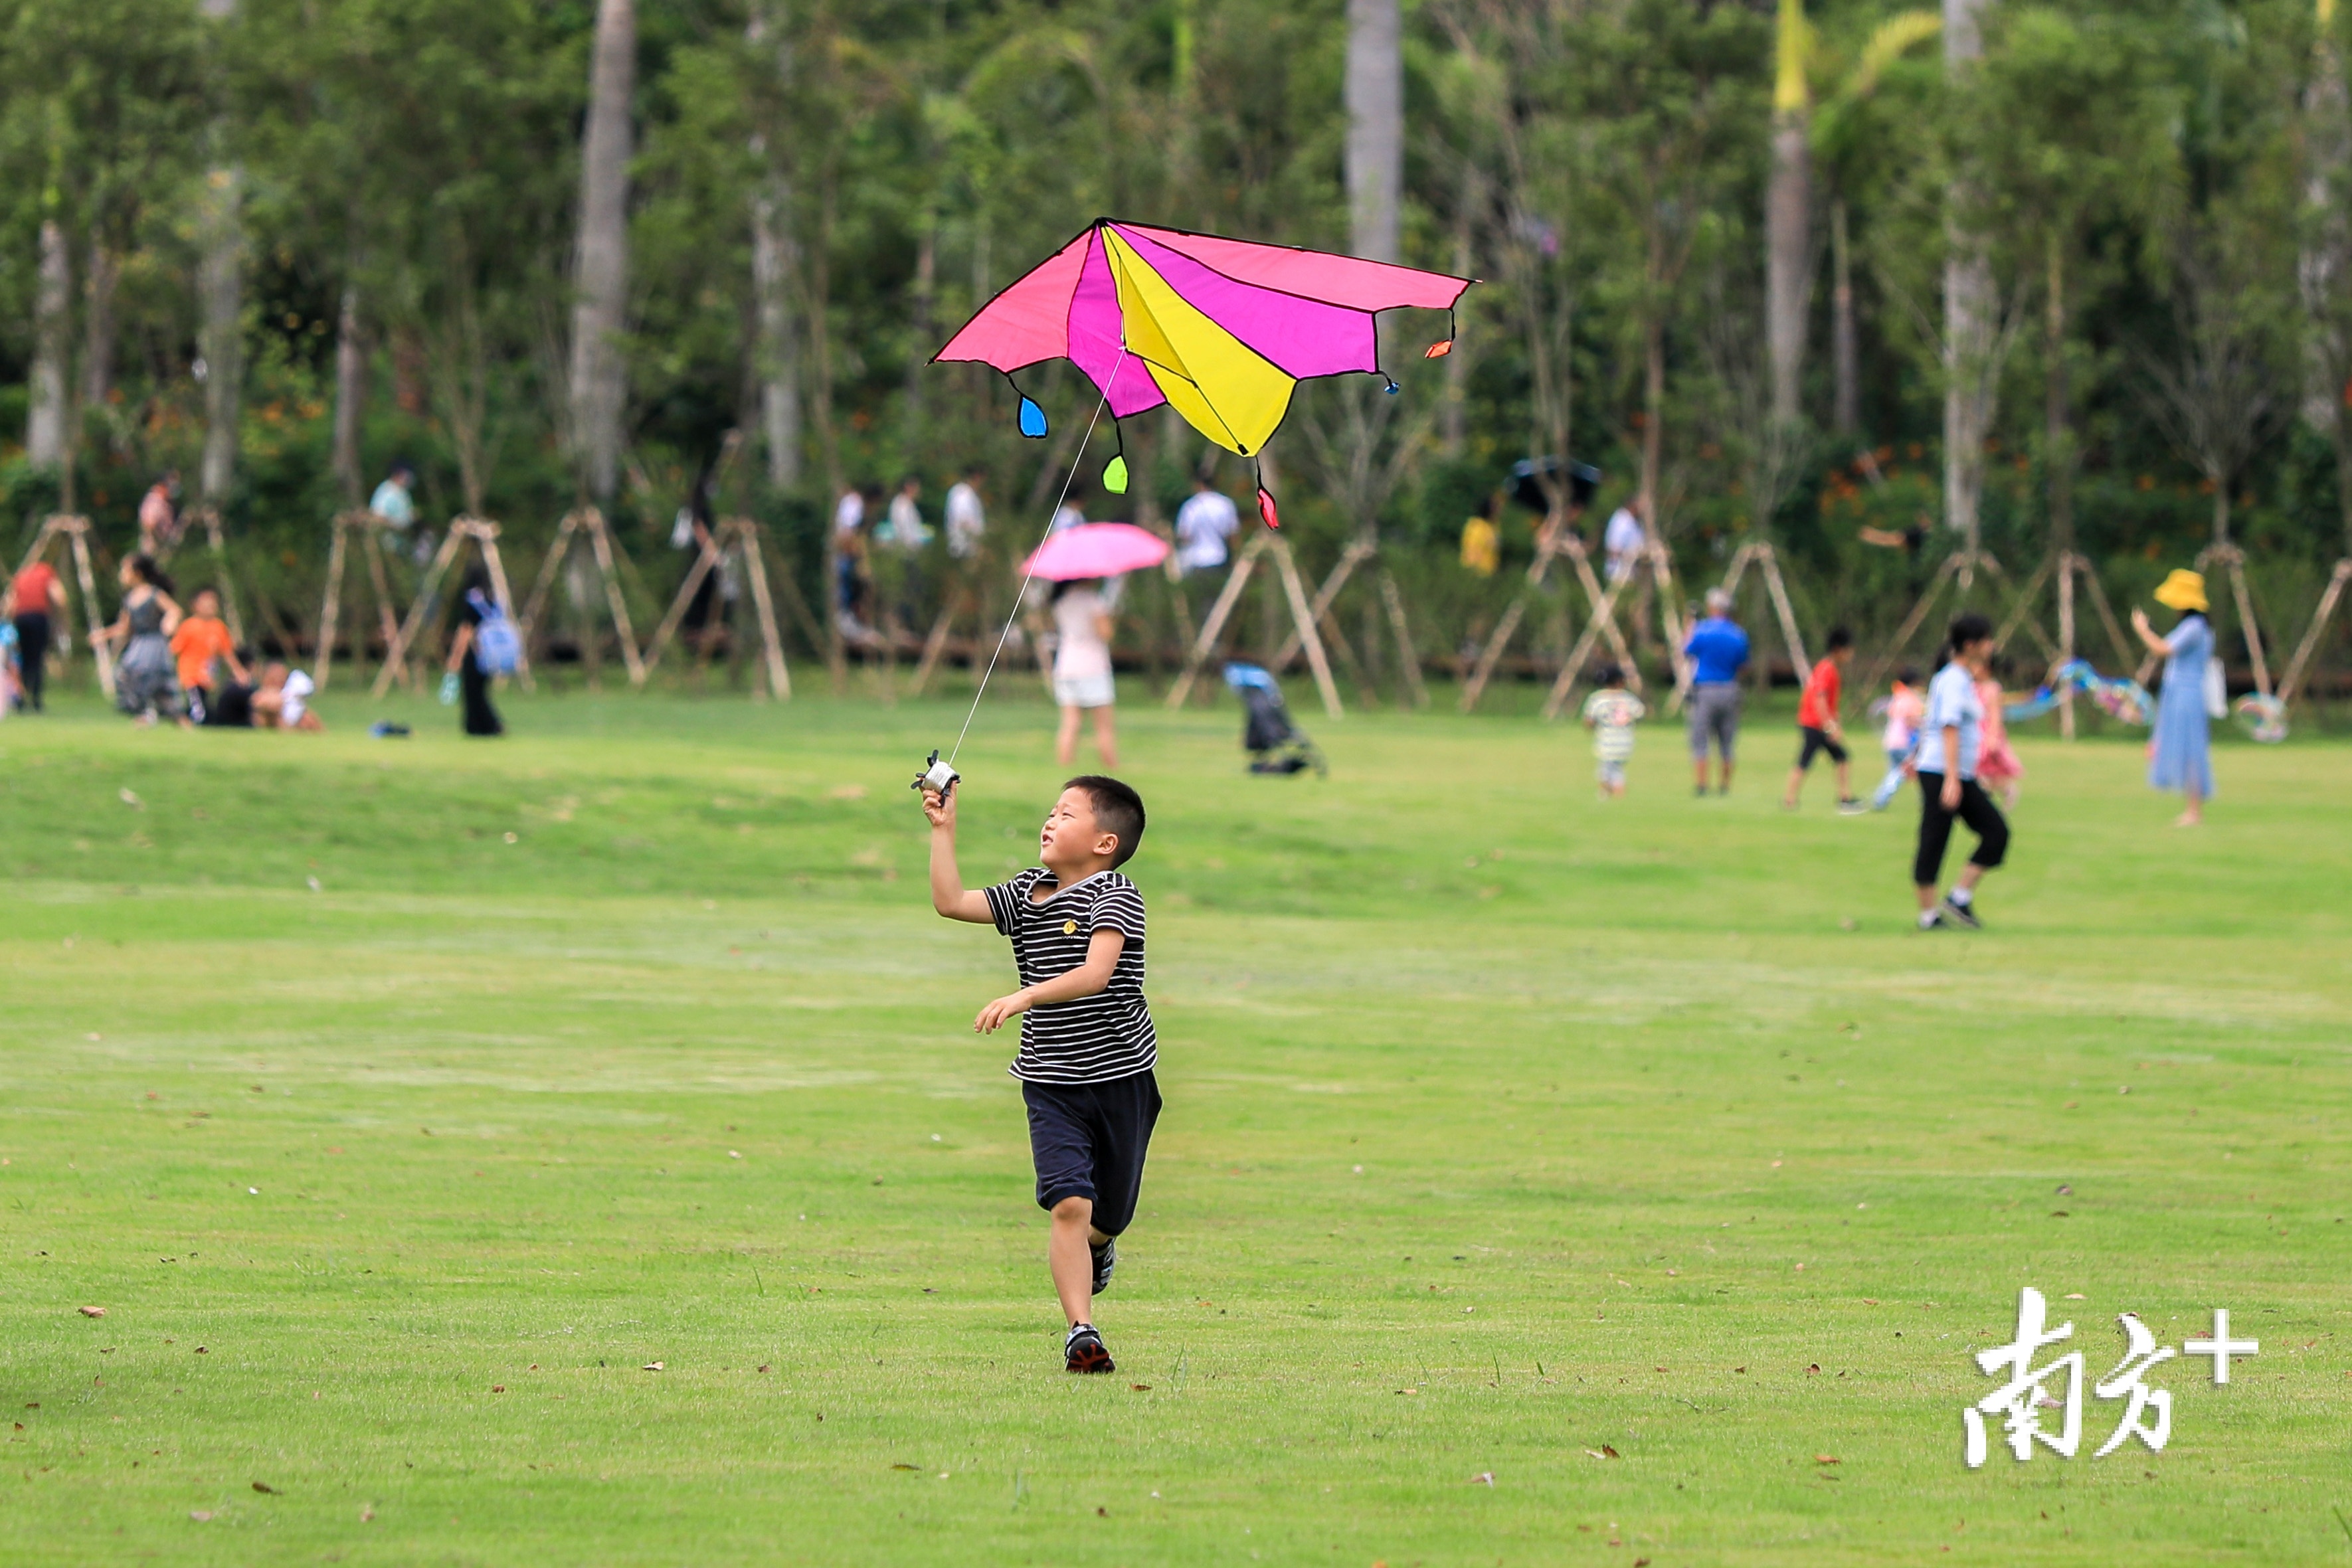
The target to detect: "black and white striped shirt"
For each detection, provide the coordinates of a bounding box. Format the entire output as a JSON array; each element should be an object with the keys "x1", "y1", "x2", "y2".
[{"x1": 983, "y1": 868, "x2": 1156, "y2": 1084}]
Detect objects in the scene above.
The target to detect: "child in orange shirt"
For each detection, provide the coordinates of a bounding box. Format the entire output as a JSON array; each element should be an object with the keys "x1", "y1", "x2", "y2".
[
  {"x1": 1783, "y1": 628, "x2": 1864, "y2": 813},
  {"x1": 168, "y1": 589, "x2": 248, "y2": 726}
]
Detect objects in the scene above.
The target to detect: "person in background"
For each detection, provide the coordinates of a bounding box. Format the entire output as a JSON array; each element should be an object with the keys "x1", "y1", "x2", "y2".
[
  {"x1": 252, "y1": 662, "x2": 321, "y2": 731},
  {"x1": 93, "y1": 555, "x2": 188, "y2": 726},
  {"x1": 1912, "y1": 614, "x2": 2009, "y2": 930},
  {"x1": 1682, "y1": 587, "x2": 1750, "y2": 796},
  {"x1": 1869, "y1": 665, "x2": 1926, "y2": 811},
  {"x1": 137, "y1": 471, "x2": 182, "y2": 556},
  {"x1": 1050, "y1": 578, "x2": 1119, "y2": 768},
  {"x1": 370, "y1": 460, "x2": 431, "y2": 564},
  {"x1": 1974, "y1": 659, "x2": 2025, "y2": 810},
  {"x1": 443, "y1": 567, "x2": 504, "y2": 737},
  {"x1": 833, "y1": 485, "x2": 874, "y2": 644},
  {"x1": 1782, "y1": 628, "x2": 1863, "y2": 814},
  {"x1": 1459, "y1": 493, "x2": 1500, "y2": 577},
  {"x1": 169, "y1": 588, "x2": 249, "y2": 726},
  {"x1": 1603, "y1": 497, "x2": 1647, "y2": 585},
  {"x1": 1580, "y1": 661, "x2": 1646, "y2": 798},
  {"x1": 9, "y1": 553, "x2": 67, "y2": 712},
  {"x1": 945, "y1": 466, "x2": 988, "y2": 563},
  {"x1": 0, "y1": 616, "x2": 18, "y2": 717},
  {"x1": 2133, "y1": 568, "x2": 2216, "y2": 828},
  {"x1": 1173, "y1": 473, "x2": 1239, "y2": 579},
  {"x1": 1051, "y1": 479, "x2": 1089, "y2": 536},
  {"x1": 884, "y1": 475, "x2": 932, "y2": 549}
]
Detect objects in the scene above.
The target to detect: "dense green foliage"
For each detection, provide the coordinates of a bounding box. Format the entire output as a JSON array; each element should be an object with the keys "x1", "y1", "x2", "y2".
[
  {"x1": 0, "y1": 691, "x2": 2344, "y2": 1563},
  {"x1": 7, "y1": 0, "x2": 2352, "y2": 678}
]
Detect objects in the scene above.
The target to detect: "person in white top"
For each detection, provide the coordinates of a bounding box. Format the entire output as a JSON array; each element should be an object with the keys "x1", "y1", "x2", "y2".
[
  {"x1": 1603, "y1": 499, "x2": 1647, "y2": 584},
  {"x1": 1049, "y1": 578, "x2": 1118, "y2": 768},
  {"x1": 1172, "y1": 476, "x2": 1240, "y2": 576},
  {"x1": 1911, "y1": 612, "x2": 2009, "y2": 932},
  {"x1": 945, "y1": 468, "x2": 987, "y2": 561},
  {"x1": 883, "y1": 476, "x2": 931, "y2": 549},
  {"x1": 1050, "y1": 479, "x2": 1088, "y2": 536}
]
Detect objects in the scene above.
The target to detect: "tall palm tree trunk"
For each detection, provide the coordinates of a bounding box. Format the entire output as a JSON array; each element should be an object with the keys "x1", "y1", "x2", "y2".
[
  {"x1": 1346, "y1": 0, "x2": 1403, "y2": 265},
  {"x1": 1766, "y1": 0, "x2": 1811, "y2": 426},
  {"x1": 570, "y1": 0, "x2": 636, "y2": 505},
  {"x1": 28, "y1": 218, "x2": 68, "y2": 471},
  {"x1": 1942, "y1": 0, "x2": 1993, "y2": 555}
]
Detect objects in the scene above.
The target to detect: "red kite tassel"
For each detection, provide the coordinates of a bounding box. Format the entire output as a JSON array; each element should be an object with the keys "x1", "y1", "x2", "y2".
[
  {"x1": 1256, "y1": 485, "x2": 1280, "y2": 529},
  {"x1": 1424, "y1": 339, "x2": 1454, "y2": 359}
]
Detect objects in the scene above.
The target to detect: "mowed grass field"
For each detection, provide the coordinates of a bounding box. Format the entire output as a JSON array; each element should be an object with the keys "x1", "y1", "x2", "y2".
[{"x1": 0, "y1": 675, "x2": 2346, "y2": 1566}]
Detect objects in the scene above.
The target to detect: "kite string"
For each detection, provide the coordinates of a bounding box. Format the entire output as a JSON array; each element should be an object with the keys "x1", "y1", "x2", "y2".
[{"x1": 946, "y1": 348, "x2": 1127, "y2": 768}]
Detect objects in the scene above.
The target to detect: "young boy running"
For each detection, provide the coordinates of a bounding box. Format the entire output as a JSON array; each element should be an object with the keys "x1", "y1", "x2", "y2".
[
  {"x1": 1783, "y1": 628, "x2": 1864, "y2": 814},
  {"x1": 1870, "y1": 665, "x2": 1925, "y2": 810},
  {"x1": 922, "y1": 774, "x2": 1158, "y2": 1375},
  {"x1": 1580, "y1": 663, "x2": 1645, "y2": 798}
]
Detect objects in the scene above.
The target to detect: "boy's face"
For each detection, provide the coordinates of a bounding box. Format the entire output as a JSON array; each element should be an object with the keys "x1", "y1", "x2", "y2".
[
  {"x1": 1039, "y1": 786, "x2": 1118, "y2": 872},
  {"x1": 1831, "y1": 645, "x2": 1854, "y2": 665},
  {"x1": 193, "y1": 591, "x2": 219, "y2": 618}
]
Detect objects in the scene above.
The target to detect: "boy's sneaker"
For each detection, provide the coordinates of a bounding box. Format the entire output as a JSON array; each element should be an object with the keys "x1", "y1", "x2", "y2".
[
  {"x1": 1837, "y1": 798, "x2": 1867, "y2": 816},
  {"x1": 1090, "y1": 1239, "x2": 1117, "y2": 1296},
  {"x1": 1065, "y1": 1324, "x2": 1115, "y2": 1374},
  {"x1": 1938, "y1": 896, "x2": 1983, "y2": 930},
  {"x1": 1918, "y1": 907, "x2": 1946, "y2": 931}
]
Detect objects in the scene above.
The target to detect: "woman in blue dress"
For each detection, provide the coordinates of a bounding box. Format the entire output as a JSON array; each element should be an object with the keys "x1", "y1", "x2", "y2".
[{"x1": 2132, "y1": 568, "x2": 2215, "y2": 827}]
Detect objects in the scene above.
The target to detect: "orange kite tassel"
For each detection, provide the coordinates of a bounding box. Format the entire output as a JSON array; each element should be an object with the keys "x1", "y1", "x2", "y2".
[
  {"x1": 1424, "y1": 339, "x2": 1454, "y2": 359},
  {"x1": 1256, "y1": 486, "x2": 1280, "y2": 529}
]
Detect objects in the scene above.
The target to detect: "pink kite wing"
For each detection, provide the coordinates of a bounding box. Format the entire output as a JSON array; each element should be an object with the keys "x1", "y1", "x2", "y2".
[
  {"x1": 1021, "y1": 523, "x2": 1170, "y2": 582},
  {"x1": 1121, "y1": 223, "x2": 1473, "y2": 313},
  {"x1": 932, "y1": 229, "x2": 1090, "y2": 373}
]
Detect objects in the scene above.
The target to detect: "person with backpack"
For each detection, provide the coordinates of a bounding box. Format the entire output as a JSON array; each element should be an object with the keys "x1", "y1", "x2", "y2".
[{"x1": 442, "y1": 568, "x2": 510, "y2": 737}]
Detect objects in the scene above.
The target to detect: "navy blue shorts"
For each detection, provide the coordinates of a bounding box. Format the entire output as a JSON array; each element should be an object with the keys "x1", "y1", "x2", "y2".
[{"x1": 1021, "y1": 1071, "x2": 1161, "y2": 1236}]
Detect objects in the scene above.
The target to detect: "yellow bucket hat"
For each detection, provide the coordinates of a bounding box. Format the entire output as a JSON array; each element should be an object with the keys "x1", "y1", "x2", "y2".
[{"x1": 2153, "y1": 568, "x2": 2208, "y2": 613}]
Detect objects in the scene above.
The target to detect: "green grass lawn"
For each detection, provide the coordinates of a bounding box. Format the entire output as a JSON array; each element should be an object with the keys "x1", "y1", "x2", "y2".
[{"x1": 1, "y1": 675, "x2": 2345, "y2": 1565}]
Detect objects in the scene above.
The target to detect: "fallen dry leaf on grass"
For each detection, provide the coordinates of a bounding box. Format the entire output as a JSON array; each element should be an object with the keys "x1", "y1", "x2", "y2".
[
  {"x1": 1583, "y1": 1445, "x2": 1621, "y2": 1460},
  {"x1": 1470, "y1": 1471, "x2": 1495, "y2": 1485},
  {"x1": 120, "y1": 789, "x2": 143, "y2": 809},
  {"x1": 1815, "y1": 1454, "x2": 1841, "y2": 1464},
  {"x1": 642, "y1": 1362, "x2": 664, "y2": 1372},
  {"x1": 492, "y1": 1385, "x2": 505, "y2": 1393},
  {"x1": 252, "y1": 1481, "x2": 278, "y2": 1494},
  {"x1": 360, "y1": 1506, "x2": 375, "y2": 1522},
  {"x1": 890, "y1": 1464, "x2": 919, "y2": 1471},
  {"x1": 78, "y1": 1306, "x2": 105, "y2": 1318},
  {"x1": 1129, "y1": 1383, "x2": 1151, "y2": 1391},
  {"x1": 189, "y1": 1510, "x2": 213, "y2": 1522}
]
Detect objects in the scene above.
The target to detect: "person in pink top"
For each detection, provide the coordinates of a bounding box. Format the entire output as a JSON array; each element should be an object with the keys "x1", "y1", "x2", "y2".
[
  {"x1": 1975, "y1": 668, "x2": 2025, "y2": 808},
  {"x1": 1868, "y1": 666, "x2": 1926, "y2": 811}
]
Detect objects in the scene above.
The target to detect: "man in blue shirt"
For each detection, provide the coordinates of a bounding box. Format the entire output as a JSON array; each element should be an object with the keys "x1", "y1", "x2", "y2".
[{"x1": 1682, "y1": 588, "x2": 1750, "y2": 795}]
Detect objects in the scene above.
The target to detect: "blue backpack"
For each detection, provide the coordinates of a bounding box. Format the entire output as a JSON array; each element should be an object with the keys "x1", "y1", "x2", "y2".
[{"x1": 468, "y1": 588, "x2": 521, "y2": 676}]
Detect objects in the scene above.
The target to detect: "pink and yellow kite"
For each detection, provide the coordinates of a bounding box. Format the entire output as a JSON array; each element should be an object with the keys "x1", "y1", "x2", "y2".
[{"x1": 934, "y1": 219, "x2": 1473, "y2": 526}]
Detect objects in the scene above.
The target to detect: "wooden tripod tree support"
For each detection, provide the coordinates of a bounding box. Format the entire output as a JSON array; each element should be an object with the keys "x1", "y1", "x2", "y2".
[
  {"x1": 639, "y1": 517, "x2": 794, "y2": 700},
  {"x1": 314, "y1": 511, "x2": 411, "y2": 693},
  {"x1": 515, "y1": 507, "x2": 648, "y2": 690},
  {"x1": 2278, "y1": 557, "x2": 2352, "y2": 709},
  {"x1": 158, "y1": 505, "x2": 248, "y2": 648},
  {"x1": 1459, "y1": 521, "x2": 1641, "y2": 714},
  {"x1": 373, "y1": 517, "x2": 527, "y2": 697},
  {"x1": 2178, "y1": 541, "x2": 2274, "y2": 700},
  {"x1": 1546, "y1": 540, "x2": 1691, "y2": 721},
  {"x1": 1164, "y1": 530, "x2": 1344, "y2": 717},
  {"x1": 911, "y1": 583, "x2": 982, "y2": 697},
  {"x1": 1669, "y1": 540, "x2": 1811, "y2": 713},
  {"x1": 1263, "y1": 535, "x2": 1427, "y2": 709},
  {"x1": 17, "y1": 514, "x2": 114, "y2": 699},
  {"x1": 1855, "y1": 547, "x2": 2029, "y2": 704}
]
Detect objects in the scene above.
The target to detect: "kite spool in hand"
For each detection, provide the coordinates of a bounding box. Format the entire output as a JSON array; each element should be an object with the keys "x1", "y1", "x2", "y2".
[{"x1": 913, "y1": 749, "x2": 960, "y2": 800}]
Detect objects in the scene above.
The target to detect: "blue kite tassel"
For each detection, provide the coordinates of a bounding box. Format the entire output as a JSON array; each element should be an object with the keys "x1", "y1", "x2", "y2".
[{"x1": 1017, "y1": 396, "x2": 1048, "y2": 439}]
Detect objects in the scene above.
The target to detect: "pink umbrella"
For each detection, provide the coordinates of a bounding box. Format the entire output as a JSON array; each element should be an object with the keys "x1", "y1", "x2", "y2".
[{"x1": 1021, "y1": 522, "x2": 1169, "y2": 582}]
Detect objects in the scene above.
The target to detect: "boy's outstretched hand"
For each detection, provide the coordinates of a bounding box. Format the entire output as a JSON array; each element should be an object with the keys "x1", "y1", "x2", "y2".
[
  {"x1": 921, "y1": 785, "x2": 956, "y2": 831},
  {"x1": 974, "y1": 991, "x2": 1030, "y2": 1033}
]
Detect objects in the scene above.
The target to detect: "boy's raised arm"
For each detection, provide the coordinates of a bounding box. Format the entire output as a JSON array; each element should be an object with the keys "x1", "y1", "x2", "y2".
[{"x1": 923, "y1": 787, "x2": 996, "y2": 922}]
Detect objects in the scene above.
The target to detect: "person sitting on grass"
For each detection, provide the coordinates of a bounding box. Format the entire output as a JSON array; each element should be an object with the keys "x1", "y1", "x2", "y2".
[
  {"x1": 921, "y1": 773, "x2": 1158, "y2": 1377},
  {"x1": 168, "y1": 588, "x2": 250, "y2": 727},
  {"x1": 1783, "y1": 628, "x2": 1863, "y2": 814},
  {"x1": 1580, "y1": 662, "x2": 1645, "y2": 798},
  {"x1": 252, "y1": 663, "x2": 323, "y2": 731},
  {"x1": 1912, "y1": 614, "x2": 2009, "y2": 931}
]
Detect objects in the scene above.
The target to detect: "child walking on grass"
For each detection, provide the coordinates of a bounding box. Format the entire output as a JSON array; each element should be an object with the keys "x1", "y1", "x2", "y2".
[
  {"x1": 1580, "y1": 663, "x2": 1645, "y2": 798},
  {"x1": 922, "y1": 773, "x2": 1158, "y2": 1375},
  {"x1": 1783, "y1": 627, "x2": 1863, "y2": 814},
  {"x1": 1870, "y1": 666, "x2": 1924, "y2": 811}
]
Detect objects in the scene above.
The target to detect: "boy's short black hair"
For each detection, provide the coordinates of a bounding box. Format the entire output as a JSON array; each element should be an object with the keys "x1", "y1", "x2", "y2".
[
  {"x1": 1948, "y1": 612, "x2": 1995, "y2": 650},
  {"x1": 1065, "y1": 776, "x2": 1145, "y2": 869},
  {"x1": 1593, "y1": 661, "x2": 1623, "y2": 687},
  {"x1": 1825, "y1": 626, "x2": 1854, "y2": 652},
  {"x1": 1896, "y1": 664, "x2": 1922, "y2": 685}
]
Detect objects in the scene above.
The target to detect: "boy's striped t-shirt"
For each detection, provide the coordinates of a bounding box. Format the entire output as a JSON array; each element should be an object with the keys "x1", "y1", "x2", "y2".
[
  {"x1": 1582, "y1": 689, "x2": 1645, "y2": 760},
  {"x1": 983, "y1": 868, "x2": 1156, "y2": 1083}
]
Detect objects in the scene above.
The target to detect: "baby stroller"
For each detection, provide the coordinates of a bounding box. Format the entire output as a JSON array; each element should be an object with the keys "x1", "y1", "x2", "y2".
[{"x1": 1223, "y1": 662, "x2": 1326, "y2": 776}]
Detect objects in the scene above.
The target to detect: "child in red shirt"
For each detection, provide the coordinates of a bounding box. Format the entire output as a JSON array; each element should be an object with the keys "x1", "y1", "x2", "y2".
[{"x1": 1783, "y1": 627, "x2": 1863, "y2": 813}]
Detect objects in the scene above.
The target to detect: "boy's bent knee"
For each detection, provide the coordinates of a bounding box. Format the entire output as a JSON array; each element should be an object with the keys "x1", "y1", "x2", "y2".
[{"x1": 1049, "y1": 1194, "x2": 1095, "y2": 1224}]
